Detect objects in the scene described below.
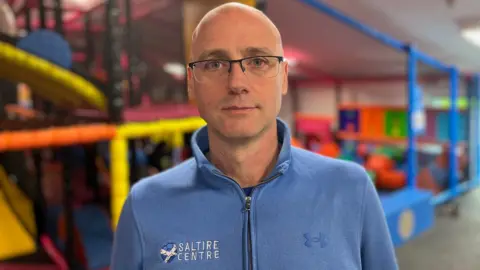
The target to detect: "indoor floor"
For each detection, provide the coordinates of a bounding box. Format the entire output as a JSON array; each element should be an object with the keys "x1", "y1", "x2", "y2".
[{"x1": 396, "y1": 188, "x2": 480, "y2": 270}]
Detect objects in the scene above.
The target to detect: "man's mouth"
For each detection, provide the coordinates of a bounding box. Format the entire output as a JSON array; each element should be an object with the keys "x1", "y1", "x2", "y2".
[{"x1": 222, "y1": 106, "x2": 257, "y2": 110}]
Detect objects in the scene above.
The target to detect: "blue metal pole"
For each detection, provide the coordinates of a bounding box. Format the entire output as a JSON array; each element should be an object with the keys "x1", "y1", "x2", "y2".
[
  {"x1": 415, "y1": 52, "x2": 451, "y2": 73},
  {"x1": 298, "y1": 0, "x2": 406, "y2": 52},
  {"x1": 298, "y1": 0, "x2": 452, "y2": 73},
  {"x1": 466, "y1": 76, "x2": 474, "y2": 190},
  {"x1": 406, "y1": 46, "x2": 417, "y2": 188},
  {"x1": 448, "y1": 68, "x2": 459, "y2": 197},
  {"x1": 475, "y1": 74, "x2": 480, "y2": 185}
]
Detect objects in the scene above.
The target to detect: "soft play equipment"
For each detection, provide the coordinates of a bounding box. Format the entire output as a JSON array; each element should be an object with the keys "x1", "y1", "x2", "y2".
[
  {"x1": 0, "y1": 165, "x2": 66, "y2": 269},
  {"x1": 364, "y1": 153, "x2": 406, "y2": 190},
  {"x1": 291, "y1": 137, "x2": 304, "y2": 148},
  {"x1": 417, "y1": 144, "x2": 469, "y2": 194},
  {"x1": 41, "y1": 158, "x2": 113, "y2": 270},
  {"x1": 317, "y1": 142, "x2": 341, "y2": 158},
  {"x1": 294, "y1": 113, "x2": 332, "y2": 152},
  {"x1": 56, "y1": 205, "x2": 113, "y2": 270},
  {"x1": 0, "y1": 166, "x2": 36, "y2": 261},
  {"x1": 17, "y1": 30, "x2": 73, "y2": 69},
  {"x1": 338, "y1": 104, "x2": 468, "y2": 143},
  {"x1": 0, "y1": 40, "x2": 106, "y2": 111}
]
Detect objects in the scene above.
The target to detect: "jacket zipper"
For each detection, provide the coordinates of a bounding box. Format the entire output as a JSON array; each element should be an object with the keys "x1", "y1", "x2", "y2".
[
  {"x1": 211, "y1": 169, "x2": 282, "y2": 270},
  {"x1": 244, "y1": 172, "x2": 282, "y2": 270},
  {"x1": 245, "y1": 196, "x2": 253, "y2": 270}
]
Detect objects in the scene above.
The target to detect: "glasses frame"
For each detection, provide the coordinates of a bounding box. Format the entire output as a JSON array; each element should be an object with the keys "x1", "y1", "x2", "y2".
[{"x1": 188, "y1": 55, "x2": 284, "y2": 81}]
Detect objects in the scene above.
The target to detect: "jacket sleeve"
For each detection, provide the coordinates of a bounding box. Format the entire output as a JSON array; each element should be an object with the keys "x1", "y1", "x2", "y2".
[
  {"x1": 360, "y1": 176, "x2": 399, "y2": 270},
  {"x1": 110, "y1": 193, "x2": 144, "y2": 270}
]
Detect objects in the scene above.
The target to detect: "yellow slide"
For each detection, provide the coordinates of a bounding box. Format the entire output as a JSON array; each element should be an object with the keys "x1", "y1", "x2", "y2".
[
  {"x1": 0, "y1": 166, "x2": 37, "y2": 261},
  {"x1": 0, "y1": 41, "x2": 107, "y2": 111}
]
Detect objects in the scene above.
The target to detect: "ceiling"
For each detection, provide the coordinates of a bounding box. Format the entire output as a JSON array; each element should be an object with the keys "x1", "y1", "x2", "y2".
[
  {"x1": 266, "y1": 0, "x2": 480, "y2": 81},
  {"x1": 361, "y1": 0, "x2": 480, "y2": 73},
  {"x1": 6, "y1": 0, "x2": 480, "y2": 82}
]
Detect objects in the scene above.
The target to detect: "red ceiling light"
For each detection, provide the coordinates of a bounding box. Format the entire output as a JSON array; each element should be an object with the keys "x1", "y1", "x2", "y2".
[{"x1": 283, "y1": 46, "x2": 309, "y2": 64}]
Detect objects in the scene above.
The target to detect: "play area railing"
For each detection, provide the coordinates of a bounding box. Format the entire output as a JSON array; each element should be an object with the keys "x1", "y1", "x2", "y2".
[
  {"x1": 299, "y1": 0, "x2": 480, "y2": 204},
  {"x1": 109, "y1": 117, "x2": 206, "y2": 228}
]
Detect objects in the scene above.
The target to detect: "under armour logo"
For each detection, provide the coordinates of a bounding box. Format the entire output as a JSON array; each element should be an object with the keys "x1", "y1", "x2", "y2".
[
  {"x1": 304, "y1": 233, "x2": 328, "y2": 248},
  {"x1": 160, "y1": 243, "x2": 178, "y2": 263}
]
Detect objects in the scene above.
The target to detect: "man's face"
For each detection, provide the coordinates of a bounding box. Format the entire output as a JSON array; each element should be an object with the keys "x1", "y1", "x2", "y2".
[{"x1": 188, "y1": 11, "x2": 288, "y2": 141}]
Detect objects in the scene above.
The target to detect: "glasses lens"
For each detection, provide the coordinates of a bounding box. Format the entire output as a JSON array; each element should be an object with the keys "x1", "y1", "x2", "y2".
[
  {"x1": 192, "y1": 60, "x2": 230, "y2": 83},
  {"x1": 243, "y1": 56, "x2": 280, "y2": 79},
  {"x1": 191, "y1": 57, "x2": 281, "y2": 83}
]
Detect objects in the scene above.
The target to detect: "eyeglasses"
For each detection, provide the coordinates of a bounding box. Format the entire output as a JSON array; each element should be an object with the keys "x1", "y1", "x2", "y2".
[{"x1": 188, "y1": 56, "x2": 284, "y2": 83}]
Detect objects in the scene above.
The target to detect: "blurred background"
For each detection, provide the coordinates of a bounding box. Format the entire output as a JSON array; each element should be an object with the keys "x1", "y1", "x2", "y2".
[{"x1": 0, "y1": 0, "x2": 480, "y2": 269}]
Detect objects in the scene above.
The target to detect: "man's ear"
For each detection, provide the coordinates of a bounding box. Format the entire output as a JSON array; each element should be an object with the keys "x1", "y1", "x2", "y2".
[
  {"x1": 282, "y1": 62, "x2": 289, "y2": 95},
  {"x1": 187, "y1": 67, "x2": 196, "y2": 102}
]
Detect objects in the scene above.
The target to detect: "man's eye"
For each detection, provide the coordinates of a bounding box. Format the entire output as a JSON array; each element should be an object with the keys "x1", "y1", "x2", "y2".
[
  {"x1": 204, "y1": 61, "x2": 224, "y2": 70},
  {"x1": 247, "y1": 57, "x2": 269, "y2": 68}
]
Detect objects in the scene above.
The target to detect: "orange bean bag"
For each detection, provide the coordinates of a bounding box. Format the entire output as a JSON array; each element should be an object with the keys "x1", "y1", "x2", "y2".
[
  {"x1": 365, "y1": 155, "x2": 394, "y2": 172},
  {"x1": 376, "y1": 169, "x2": 406, "y2": 190},
  {"x1": 318, "y1": 142, "x2": 340, "y2": 158},
  {"x1": 291, "y1": 137, "x2": 304, "y2": 148}
]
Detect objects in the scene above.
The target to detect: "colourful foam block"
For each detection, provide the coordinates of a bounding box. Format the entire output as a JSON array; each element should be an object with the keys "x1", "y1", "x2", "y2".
[
  {"x1": 385, "y1": 110, "x2": 407, "y2": 138},
  {"x1": 17, "y1": 30, "x2": 72, "y2": 69}
]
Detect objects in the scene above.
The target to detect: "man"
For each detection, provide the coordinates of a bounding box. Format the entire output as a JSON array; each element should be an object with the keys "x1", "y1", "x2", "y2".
[{"x1": 111, "y1": 3, "x2": 398, "y2": 269}]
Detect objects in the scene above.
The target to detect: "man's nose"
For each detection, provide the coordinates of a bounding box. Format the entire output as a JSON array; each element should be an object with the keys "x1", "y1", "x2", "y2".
[{"x1": 228, "y1": 62, "x2": 249, "y2": 94}]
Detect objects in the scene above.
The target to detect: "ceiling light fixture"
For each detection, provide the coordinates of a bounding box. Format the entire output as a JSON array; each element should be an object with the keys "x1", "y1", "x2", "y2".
[
  {"x1": 163, "y1": 62, "x2": 186, "y2": 80},
  {"x1": 461, "y1": 26, "x2": 480, "y2": 47},
  {"x1": 457, "y1": 17, "x2": 480, "y2": 47}
]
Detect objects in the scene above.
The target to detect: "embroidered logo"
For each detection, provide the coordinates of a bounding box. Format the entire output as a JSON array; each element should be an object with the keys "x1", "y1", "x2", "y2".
[
  {"x1": 304, "y1": 233, "x2": 328, "y2": 248},
  {"x1": 160, "y1": 243, "x2": 178, "y2": 263},
  {"x1": 160, "y1": 240, "x2": 220, "y2": 263}
]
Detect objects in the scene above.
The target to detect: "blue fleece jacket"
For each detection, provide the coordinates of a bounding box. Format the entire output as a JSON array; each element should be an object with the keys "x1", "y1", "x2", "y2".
[{"x1": 111, "y1": 119, "x2": 398, "y2": 270}]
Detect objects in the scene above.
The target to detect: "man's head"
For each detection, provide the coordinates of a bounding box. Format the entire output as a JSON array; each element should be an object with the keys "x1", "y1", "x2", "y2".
[{"x1": 187, "y1": 2, "x2": 288, "y2": 142}]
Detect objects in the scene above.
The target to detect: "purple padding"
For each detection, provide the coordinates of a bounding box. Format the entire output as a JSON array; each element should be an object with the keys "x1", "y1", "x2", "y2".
[{"x1": 425, "y1": 110, "x2": 437, "y2": 138}]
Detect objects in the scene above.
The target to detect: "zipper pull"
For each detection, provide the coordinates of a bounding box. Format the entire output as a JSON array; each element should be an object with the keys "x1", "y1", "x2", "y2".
[{"x1": 245, "y1": 196, "x2": 252, "y2": 211}]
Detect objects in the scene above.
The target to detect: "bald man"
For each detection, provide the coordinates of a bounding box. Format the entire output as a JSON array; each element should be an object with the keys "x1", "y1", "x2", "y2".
[{"x1": 111, "y1": 3, "x2": 398, "y2": 270}]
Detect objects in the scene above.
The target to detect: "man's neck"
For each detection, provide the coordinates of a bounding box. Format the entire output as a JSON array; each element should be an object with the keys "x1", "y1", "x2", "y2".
[{"x1": 207, "y1": 124, "x2": 280, "y2": 188}]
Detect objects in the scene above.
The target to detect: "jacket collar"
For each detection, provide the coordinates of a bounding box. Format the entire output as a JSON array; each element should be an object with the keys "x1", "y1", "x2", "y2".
[{"x1": 191, "y1": 118, "x2": 292, "y2": 179}]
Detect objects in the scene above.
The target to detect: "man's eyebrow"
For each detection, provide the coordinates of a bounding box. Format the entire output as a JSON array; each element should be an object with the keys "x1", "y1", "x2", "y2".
[
  {"x1": 242, "y1": 47, "x2": 275, "y2": 56},
  {"x1": 197, "y1": 49, "x2": 230, "y2": 61},
  {"x1": 195, "y1": 47, "x2": 276, "y2": 61}
]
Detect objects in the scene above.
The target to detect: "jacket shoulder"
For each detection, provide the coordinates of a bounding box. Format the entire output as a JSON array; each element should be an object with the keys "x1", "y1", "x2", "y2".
[
  {"x1": 129, "y1": 158, "x2": 198, "y2": 199},
  {"x1": 291, "y1": 147, "x2": 371, "y2": 187}
]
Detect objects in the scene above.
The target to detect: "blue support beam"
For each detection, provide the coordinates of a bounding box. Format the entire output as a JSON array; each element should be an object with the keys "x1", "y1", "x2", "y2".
[
  {"x1": 299, "y1": 0, "x2": 452, "y2": 73},
  {"x1": 406, "y1": 46, "x2": 417, "y2": 188},
  {"x1": 448, "y1": 68, "x2": 459, "y2": 198},
  {"x1": 298, "y1": 0, "x2": 406, "y2": 52},
  {"x1": 474, "y1": 74, "x2": 480, "y2": 186},
  {"x1": 466, "y1": 74, "x2": 480, "y2": 187},
  {"x1": 415, "y1": 52, "x2": 451, "y2": 73},
  {"x1": 431, "y1": 181, "x2": 480, "y2": 205}
]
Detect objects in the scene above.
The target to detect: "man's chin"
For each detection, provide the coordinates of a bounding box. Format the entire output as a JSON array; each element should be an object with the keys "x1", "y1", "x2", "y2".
[{"x1": 221, "y1": 129, "x2": 258, "y2": 139}]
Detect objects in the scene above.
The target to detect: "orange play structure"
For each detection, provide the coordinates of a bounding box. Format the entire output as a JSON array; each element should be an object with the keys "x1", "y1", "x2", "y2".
[
  {"x1": 291, "y1": 137, "x2": 304, "y2": 148},
  {"x1": 317, "y1": 142, "x2": 341, "y2": 158},
  {"x1": 365, "y1": 154, "x2": 406, "y2": 189},
  {"x1": 0, "y1": 124, "x2": 117, "y2": 151}
]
